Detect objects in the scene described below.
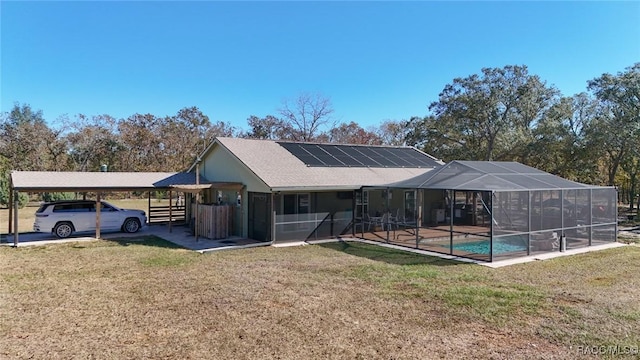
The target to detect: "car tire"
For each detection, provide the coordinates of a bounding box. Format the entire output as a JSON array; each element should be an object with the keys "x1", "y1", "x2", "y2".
[
  {"x1": 54, "y1": 222, "x2": 74, "y2": 239},
  {"x1": 123, "y1": 218, "x2": 141, "y2": 233}
]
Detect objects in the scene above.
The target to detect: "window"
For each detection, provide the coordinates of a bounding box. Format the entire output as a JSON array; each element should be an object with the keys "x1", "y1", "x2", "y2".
[
  {"x1": 100, "y1": 203, "x2": 116, "y2": 212},
  {"x1": 53, "y1": 203, "x2": 93, "y2": 212}
]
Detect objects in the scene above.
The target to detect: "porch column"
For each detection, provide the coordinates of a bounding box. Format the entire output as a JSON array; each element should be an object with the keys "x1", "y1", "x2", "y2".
[
  {"x1": 361, "y1": 190, "x2": 365, "y2": 238},
  {"x1": 195, "y1": 192, "x2": 200, "y2": 242},
  {"x1": 489, "y1": 191, "x2": 494, "y2": 262},
  {"x1": 8, "y1": 189, "x2": 13, "y2": 235},
  {"x1": 13, "y1": 191, "x2": 19, "y2": 247},
  {"x1": 385, "y1": 187, "x2": 390, "y2": 242},
  {"x1": 195, "y1": 159, "x2": 201, "y2": 242},
  {"x1": 527, "y1": 191, "x2": 531, "y2": 256},
  {"x1": 169, "y1": 190, "x2": 173, "y2": 233},
  {"x1": 95, "y1": 192, "x2": 101, "y2": 239},
  {"x1": 271, "y1": 192, "x2": 276, "y2": 243},
  {"x1": 416, "y1": 189, "x2": 420, "y2": 248},
  {"x1": 449, "y1": 190, "x2": 454, "y2": 255}
]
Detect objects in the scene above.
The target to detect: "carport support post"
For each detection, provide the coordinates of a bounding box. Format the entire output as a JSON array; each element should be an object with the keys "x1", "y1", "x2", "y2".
[
  {"x1": 169, "y1": 190, "x2": 173, "y2": 233},
  {"x1": 8, "y1": 189, "x2": 13, "y2": 235},
  {"x1": 195, "y1": 193, "x2": 199, "y2": 242},
  {"x1": 13, "y1": 191, "x2": 19, "y2": 247},
  {"x1": 95, "y1": 192, "x2": 101, "y2": 239}
]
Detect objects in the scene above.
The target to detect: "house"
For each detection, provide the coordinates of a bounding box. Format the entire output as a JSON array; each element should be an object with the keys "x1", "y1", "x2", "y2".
[
  {"x1": 190, "y1": 138, "x2": 617, "y2": 262},
  {"x1": 7, "y1": 137, "x2": 617, "y2": 262},
  {"x1": 189, "y1": 137, "x2": 443, "y2": 243}
]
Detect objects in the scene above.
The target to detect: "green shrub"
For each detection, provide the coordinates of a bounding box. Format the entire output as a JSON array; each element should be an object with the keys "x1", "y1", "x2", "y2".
[
  {"x1": 41, "y1": 192, "x2": 76, "y2": 202},
  {"x1": 0, "y1": 172, "x2": 28, "y2": 208}
]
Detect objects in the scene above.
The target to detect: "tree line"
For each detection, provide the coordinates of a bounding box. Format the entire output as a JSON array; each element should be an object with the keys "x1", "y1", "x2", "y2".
[{"x1": 1, "y1": 63, "x2": 638, "y2": 208}]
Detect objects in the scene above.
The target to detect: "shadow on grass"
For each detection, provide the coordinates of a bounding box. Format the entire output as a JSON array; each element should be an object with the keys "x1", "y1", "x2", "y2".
[
  {"x1": 105, "y1": 235, "x2": 185, "y2": 249},
  {"x1": 318, "y1": 241, "x2": 465, "y2": 266}
]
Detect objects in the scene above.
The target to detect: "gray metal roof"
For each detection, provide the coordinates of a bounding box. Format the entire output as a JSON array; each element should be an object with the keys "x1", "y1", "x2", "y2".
[
  {"x1": 381, "y1": 161, "x2": 609, "y2": 191},
  {"x1": 213, "y1": 137, "x2": 444, "y2": 191},
  {"x1": 10, "y1": 171, "x2": 212, "y2": 192}
]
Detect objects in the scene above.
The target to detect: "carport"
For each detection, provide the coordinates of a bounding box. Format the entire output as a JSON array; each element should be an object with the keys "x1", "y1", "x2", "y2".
[{"x1": 7, "y1": 171, "x2": 227, "y2": 246}]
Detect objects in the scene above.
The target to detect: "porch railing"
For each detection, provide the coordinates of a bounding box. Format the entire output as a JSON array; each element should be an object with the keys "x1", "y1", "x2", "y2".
[
  {"x1": 273, "y1": 210, "x2": 353, "y2": 243},
  {"x1": 148, "y1": 205, "x2": 186, "y2": 224}
]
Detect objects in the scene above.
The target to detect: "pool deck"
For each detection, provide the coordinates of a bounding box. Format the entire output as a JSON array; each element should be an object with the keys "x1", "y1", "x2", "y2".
[
  {"x1": 482, "y1": 242, "x2": 628, "y2": 268},
  {"x1": 322, "y1": 238, "x2": 628, "y2": 268}
]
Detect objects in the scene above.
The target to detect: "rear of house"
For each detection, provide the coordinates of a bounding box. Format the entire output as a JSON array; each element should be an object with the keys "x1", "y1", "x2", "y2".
[
  {"x1": 190, "y1": 138, "x2": 617, "y2": 262},
  {"x1": 190, "y1": 137, "x2": 442, "y2": 244}
]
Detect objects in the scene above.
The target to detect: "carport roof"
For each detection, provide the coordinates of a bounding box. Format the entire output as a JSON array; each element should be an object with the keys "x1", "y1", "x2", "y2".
[{"x1": 10, "y1": 171, "x2": 214, "y2": 192}]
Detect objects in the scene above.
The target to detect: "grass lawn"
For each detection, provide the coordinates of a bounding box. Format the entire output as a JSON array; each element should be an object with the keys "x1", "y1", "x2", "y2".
[{"x1": 1, "y1": 238, "x2": 639, "y2": 359}]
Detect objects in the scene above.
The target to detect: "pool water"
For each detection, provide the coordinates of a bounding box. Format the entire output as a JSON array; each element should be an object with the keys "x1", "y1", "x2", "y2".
[{"x1": 450, "y1": 240, "x2": 526, "y2": 254}]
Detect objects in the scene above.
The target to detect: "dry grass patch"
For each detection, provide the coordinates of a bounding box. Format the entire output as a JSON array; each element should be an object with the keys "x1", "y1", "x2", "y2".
[{"x1": 1, "y1": 238, "x2": 639, "y2": 359}]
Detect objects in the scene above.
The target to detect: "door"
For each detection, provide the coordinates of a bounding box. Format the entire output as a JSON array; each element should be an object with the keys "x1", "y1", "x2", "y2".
[
  {"x1": 248, "y1": 192, "x2": 271, "y2": 241},
  {"x1": 99, "y1": 202, "x2": 123, "y2": 230},
  {"x1": 404, "y1": 190, "x2": 416, "y2": 220}
]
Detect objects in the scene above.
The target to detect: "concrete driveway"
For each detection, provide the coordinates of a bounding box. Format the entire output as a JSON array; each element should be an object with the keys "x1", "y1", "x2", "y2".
[{"x1": 1, "y1": 224, "x2": 269, "y2": 253}]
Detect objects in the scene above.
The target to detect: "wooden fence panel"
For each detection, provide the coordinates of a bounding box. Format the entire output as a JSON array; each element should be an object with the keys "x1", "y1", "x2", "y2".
[
  {"x1": 149, "y1": 205, "x2": 186, "y2": 224},
  {"x1": 193, "y1": 204, "x2": 233, "y2": 239}
]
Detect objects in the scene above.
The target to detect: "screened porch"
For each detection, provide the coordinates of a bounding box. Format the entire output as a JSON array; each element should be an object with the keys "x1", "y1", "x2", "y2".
[{"x1": 355, "y1": 161, "x2": 618, "y2": 262}]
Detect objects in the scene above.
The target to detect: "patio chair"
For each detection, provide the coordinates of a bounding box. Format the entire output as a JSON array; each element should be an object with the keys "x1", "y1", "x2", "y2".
[
  {"x1": 381, "y1": 212, "x2": 397, "y2": 231},
  {"x1": 364, "y1": 213, "x2": 374, "y2": 231}
]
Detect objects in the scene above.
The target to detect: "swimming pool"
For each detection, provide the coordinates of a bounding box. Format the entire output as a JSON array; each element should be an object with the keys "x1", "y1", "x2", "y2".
[{"x1": 449, "y1": 240, "x2": 526, "y2": 254}]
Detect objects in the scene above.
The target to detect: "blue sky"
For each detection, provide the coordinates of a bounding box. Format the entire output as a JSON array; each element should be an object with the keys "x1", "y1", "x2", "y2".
[{"x1": 1, "y1": 1, "x2": 639, "y2": 130}]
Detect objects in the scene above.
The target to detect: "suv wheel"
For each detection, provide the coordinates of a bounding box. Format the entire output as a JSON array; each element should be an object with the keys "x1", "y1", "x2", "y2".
[
  {"x1": 54, "y1": 222, "x2": 73, "y2": 239},
  {"x1": 123, "y1": 218, "x2": 141, "y2": 233}
]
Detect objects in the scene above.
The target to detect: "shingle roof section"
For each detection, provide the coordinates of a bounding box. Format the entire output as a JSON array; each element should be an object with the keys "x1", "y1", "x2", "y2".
[{"x1": 215, "y1": 137, "x2": 443, "y2": 190}]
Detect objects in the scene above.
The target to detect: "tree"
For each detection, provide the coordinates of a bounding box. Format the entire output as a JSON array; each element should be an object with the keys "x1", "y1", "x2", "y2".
[
  {"x1": 425, "y1": 65, "x2": 559, "y2": 161},
  {"x1": 587, "y1": 63, "x2": 640, "y2": 186},
  {"x1": 157, "y1": 107, "x2": 211, "y2": 170},
  {"x1": 118, "y1": 113, "x2": 163, "y2": 171},
  {"x1": 0, "y1": 167, "x2": 28, "y2": 208},
  {"x1": 278, "y1": 92, "x2": 335, "y2": 142},
  {"x1": 65, "y1": 114, "x2": 122, "y2": 172},
  {"x1": 0, "y1": 103, "x2": 63, "y2": 171},
  {"x1": 328, "y1": 121, "x2": 382, "y2": 145},
  {"x1": 376, "y1": 120, "x2": 409, "y2": 146},
  {"x1": 244, "y1": 115, "x2": 294, "y2": 140},
  {"x1": 620, "y1": 153, "x2": 640, "y2": 210},
  {"x1": 523, "y1": 93, "x2": 602, "y2": 183},
  {"x1": 157, "y1": 107, "x2": 239, "y2": 170}
]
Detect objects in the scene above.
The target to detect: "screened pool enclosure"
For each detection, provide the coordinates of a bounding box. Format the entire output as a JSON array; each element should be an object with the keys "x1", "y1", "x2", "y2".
[{"x1": 356, "y1": 161, "x2": 617, "y2": 262}]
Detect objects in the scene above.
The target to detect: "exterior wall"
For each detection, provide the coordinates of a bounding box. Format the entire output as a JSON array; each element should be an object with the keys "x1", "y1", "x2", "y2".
[{"x1": 200, "y1": 142, "x2": 271, "y2": 237}]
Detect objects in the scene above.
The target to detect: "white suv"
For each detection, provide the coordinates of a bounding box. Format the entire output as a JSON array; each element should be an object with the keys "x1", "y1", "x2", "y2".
[{"x1": 33, "y1": 200, "x2": 147, "y2": 238}]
